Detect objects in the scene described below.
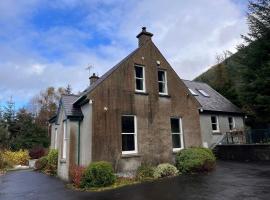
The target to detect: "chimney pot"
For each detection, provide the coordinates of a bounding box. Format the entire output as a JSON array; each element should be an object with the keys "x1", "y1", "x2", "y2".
[
  {"x1": 89, "y1": 73, "x2": 99, "y2": 85},
  {"x1": 136, "y1": 27, "x2": 153, "y2": 47}
]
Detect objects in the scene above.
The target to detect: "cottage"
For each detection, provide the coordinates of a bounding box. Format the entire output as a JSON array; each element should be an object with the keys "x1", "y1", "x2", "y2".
[
  {"x1": 182, "y1": 80, "x2": 245, "y2": 148},
  {"x1": 49, "y1": 27, "x2": 244, "y2": 181}
]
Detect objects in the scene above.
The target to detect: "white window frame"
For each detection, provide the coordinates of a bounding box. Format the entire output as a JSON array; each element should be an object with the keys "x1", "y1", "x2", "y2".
[
  {"x1": 228, "y1": 116, "x2": 235, "y2": 131},
  {"x1": 211, "y1": 115, "x2": 220, "y2": 133},
  {"x1": 135, "y1": 65, "x2": 146, "y2": 93},
  {"x1": 158, "y1": 69, "x2": 168, "y2": 95},
  {"x1": 121, "y1": 115, "x2": 138, "y2": 155},
  {"x1": 54, "y1": 128, "x2": 58, "y2": 149},
  {"x1": 62, "y1": 120, "x2": 68, "y2": 159},
  {"x1": 171, "y1": 118, "x2": 184, "y2": 152}
]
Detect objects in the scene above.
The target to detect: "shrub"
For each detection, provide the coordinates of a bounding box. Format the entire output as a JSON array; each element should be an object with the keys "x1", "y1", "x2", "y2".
[
  {"x1": 29, "y1": 146, "x2": 45, "y2": 159},
  {"x1": 35, "y1": 156, "x2": 48, "y2": 171},
  {"x1": 46, "y1": 149, "x2": 58, "y2": 175},
  {"x1": 2, "y1": 150, "x2": 30, "y2": 166},
  {"x1": 70, "y1": 165, "x2": 86, "y2": 188},
  {"x1": 175, "y1": 147, "x2": 216, "y2": 173},
  {"x1": 153, "y1": 163, "x2": 179, "y2": 178},
  {"x1": 81, "y1": 161, "x2": 116, "y2": 188},
  {"x1": 136, "y1": 165, "x2": 155, "y2": 181}
]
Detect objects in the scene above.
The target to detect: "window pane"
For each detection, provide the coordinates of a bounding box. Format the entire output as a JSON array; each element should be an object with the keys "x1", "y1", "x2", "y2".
[
  {"x1": 211, "y1": 116, "x2": 216, "y2": 123},
  {"x1": 212, "y1": 124, "x2": 217, "y2": 131},
  {"x1": 122, "y1": 134, "x2": 135, "y2": 151},
  {"x1": 171, "y1": 118, "x2": 180, "y2": 133},
  {"x1": 136, "y1": 79, "x2": 143, "y2": 91},
  {"x1": 122, "y1": 116, "x2": 134, "y2": 133},
  {"x1": 172, "y1": 134, "x2": 181, "y2": 148},
  {"x1": 158, "y1": 70, "x2": 165, "y2": 81},
  {"x1": 159, "y1": 82, "x2": 164, "y2": 93},
  {"x1": 135, "y1": 66, "x2": 143, "y2": 78}
]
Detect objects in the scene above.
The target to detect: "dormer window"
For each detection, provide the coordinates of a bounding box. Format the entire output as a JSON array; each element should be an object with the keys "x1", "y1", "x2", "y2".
[
  {"x1": 135, "y1": 65, "x2": 145, "y2": 92},
  {"x1": 198, "y1": 89, "x2": 209, "y2": 97},
  {"x1": 158, "y1": 70, "x2": 168, "y2": 95}
]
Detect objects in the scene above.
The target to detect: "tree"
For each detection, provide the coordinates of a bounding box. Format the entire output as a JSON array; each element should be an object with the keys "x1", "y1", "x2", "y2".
[
  {"x1": 236, "y1": 0, "x2": 270, "y2": 126},
  {"x1": 30, "y1": 86, "x2": 67, "y2": 127},
  {"x1": 65, "y1": 84, "x2": 72, "y2": 95}
]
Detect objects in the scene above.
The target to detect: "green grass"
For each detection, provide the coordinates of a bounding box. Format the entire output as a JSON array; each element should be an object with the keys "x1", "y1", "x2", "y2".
[{"x1": 68, "y1": 177, "x2": 140, "y2": 192}]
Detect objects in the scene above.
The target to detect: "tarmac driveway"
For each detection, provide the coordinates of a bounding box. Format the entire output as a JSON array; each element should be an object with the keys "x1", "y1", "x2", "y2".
[{"x1": 0, "y1": 161, "x2": 270, "y2": 200}]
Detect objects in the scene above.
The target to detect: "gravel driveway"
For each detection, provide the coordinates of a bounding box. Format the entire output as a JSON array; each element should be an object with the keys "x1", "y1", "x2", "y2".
[{"x1": 1, "y1": 161, "x2": 270, "y2": 200}]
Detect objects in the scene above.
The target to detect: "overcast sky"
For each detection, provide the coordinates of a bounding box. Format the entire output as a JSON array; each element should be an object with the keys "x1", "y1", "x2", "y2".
[{"x1": 0, "y1": 0, "x2": 248, "y2": 108}]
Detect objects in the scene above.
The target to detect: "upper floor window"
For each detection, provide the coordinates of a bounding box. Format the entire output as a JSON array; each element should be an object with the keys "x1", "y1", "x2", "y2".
[
  {"x1": 121, "y1": 115, "x2": 137, "y2": 154},
  {"x1": 228, "y1": 117, "x2": 235, "y2": 130},
  {"x1": 211, "y1": 116, "x2": 219, "y2": 132},
  {"x1": 135, "y1": 65, "x2": 145, "y2": 92},
  {"x1": 171, "y1": 118, "x2": 184, "y2": 151},
  {"x1": 158, "y1": 70, "x2": 168, "y2": 95}
]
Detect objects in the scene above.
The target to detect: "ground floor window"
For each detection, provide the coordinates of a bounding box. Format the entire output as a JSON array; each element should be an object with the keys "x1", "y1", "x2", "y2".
[
  {"x1": 228, "y1": 117, "x2": 235, "y2": 130},
  {"x1": 171, "y1": 117, "x2": 184, "y2": 151},
  {"x1": 211, "y1": 116, "x2": 219, "y2": 132},
  {"x1": 54, "y1": 128, "x2": 58, "y2": 149},
  {"x1": 121, "y1": 115, "x2": 137, "y2": 154},
  {"x1": 62, "y1": 120, "x2": 68, "y2": 159}
]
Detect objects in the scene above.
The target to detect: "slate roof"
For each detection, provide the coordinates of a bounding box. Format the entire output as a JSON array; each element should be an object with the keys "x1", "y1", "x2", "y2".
[
  {"x1": 182, "y1": 80, "x2": 243, "y2": 114},
  {"x1": 61, "y1": 95, "x2": 83, "y2": 117}
]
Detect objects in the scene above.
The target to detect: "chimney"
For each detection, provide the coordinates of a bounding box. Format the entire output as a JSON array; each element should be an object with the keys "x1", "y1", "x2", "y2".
[
  {"x1": 136, "y1": 27, "x2": 153, "y2": 47},
  {"x1": 89, "y1": 73, "x2": 99, "y2": 85}
]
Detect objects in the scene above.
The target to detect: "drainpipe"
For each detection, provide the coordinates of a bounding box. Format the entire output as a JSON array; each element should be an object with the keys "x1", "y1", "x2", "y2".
[{"x1": 77, "y1": 121, "x2": 81, "y2": 165}]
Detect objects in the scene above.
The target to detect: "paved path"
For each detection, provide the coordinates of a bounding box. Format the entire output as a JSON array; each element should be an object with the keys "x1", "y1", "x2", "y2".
[{"x1": 1, "y1": 161, "x2": 270, "y2": 200}]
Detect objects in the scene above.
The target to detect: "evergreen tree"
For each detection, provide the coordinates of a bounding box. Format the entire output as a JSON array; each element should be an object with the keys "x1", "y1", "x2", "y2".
[{"x1": 237, "y1": 0, "x2": 270, "y2": 126}]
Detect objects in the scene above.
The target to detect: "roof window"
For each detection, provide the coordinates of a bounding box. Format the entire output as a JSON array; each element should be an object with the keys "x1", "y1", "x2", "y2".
[
  {"x1": 188, "y1": 88, "x2": 198, "y2": 96},
  {"x1": 198, "y1": 89, "x2": 210, "y2": 97}
]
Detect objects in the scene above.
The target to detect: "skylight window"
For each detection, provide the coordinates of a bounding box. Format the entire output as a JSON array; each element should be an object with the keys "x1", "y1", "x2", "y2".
[
  {"x1": 188, "y1": 88, "x2": 198, "y2": 96},
  {"x1": 198, "y1": 89, "x2": 210, "y2": 97}
]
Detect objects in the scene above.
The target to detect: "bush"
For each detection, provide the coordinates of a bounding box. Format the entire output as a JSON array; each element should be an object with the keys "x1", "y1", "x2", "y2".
[
  {"x1": 81, "y1": 161, "x2": 116, "y2": 188},
  {"x1": 153, "y1": 163, "x2": 179, "y2": 178},
  {"x1": 2, "y1": 149, "x2": 30, "y2": 166},
  {"x1": 35, "y1": 156, "x2": 48, "y2": 171},
  {"x1": 46, "y1": 149, "x2": 58, "y2": 175},
  {"x1": 29, "y1": 146, "x2": 45, "y2": 159},
  {"x1": 175, "y1": 147, "x2": 216, "y2": 173},
  {"x1": 0, "y1": 151, "x2": 11, "y2": 170},
  {"x1": 136, "y1": 165, "x2": 155, "y2": 181},
  {"x1": 70, "y1": 165, "x2": 86, "y2": 188}
]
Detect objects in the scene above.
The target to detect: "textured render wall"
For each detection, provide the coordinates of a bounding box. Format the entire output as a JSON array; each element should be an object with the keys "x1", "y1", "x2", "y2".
[
  {"x1": 56, "y1": 106, "x2": 68, "y2": 181},
  {"x1": 79, "y1": 103, "x2": 92, "y2": 166},
  {"x1": 200, "y1": 113, "x2": 244, "y2": 148},
  {"x1": 88, "y1": 41, "x2": 202, "y2": 172},
  {"x1": 50, "y1": 123, "x2": 57, "y2": 149}
]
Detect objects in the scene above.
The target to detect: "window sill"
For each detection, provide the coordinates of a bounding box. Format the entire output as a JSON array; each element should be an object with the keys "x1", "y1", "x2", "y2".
[
  {"x1": 172, "y1": 148, "x2": 184, "y2": 154},
  {"x1": 60, "y1": 159, "x2": 67, "y2": 164},
  {"x1": 212, "y1": 131, "x2": 222, "y2": 135},
  {"x1": 159, "y1": 94, "x2": 171, "y2": 98},
  {"x1": 135, "y1": 91, "x2": 149, "y2": 96},
  {"x1": 121, "y1": 153, "x2": 141, "y2": 158}
]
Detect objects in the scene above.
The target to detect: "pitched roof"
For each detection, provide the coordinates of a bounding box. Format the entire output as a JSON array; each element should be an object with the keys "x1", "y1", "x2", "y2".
[
  {"x1": 182, "y1": 80, "x2": 243, "y2": 114},
  {"x1": 74, "y1": 48, "x2": 139, "y2": 105},
  {"x1": 61, "y1": 94, "x2": 83, "y2": 117}
]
